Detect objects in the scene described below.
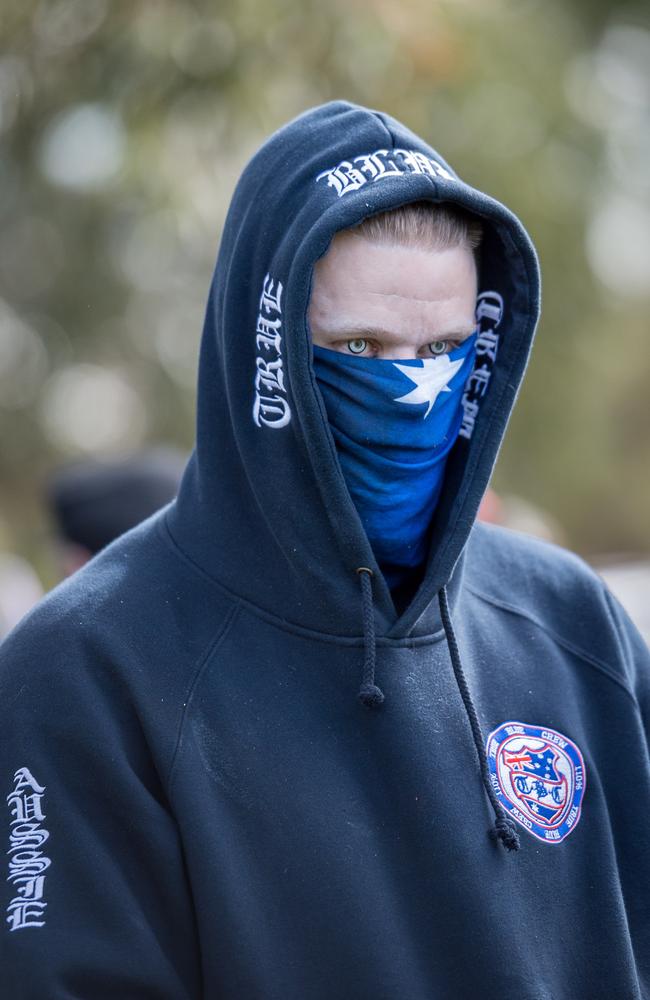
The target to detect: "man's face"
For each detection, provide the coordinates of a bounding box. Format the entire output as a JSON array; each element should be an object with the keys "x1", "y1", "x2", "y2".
[{"x1": 308, "y1": 231, "x2": 478, "y2": 361}]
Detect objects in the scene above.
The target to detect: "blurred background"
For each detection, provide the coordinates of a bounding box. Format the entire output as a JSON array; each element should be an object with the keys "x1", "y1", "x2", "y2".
[{"x1": 0, "y1": 0, "x2": 648, "y2": 632}]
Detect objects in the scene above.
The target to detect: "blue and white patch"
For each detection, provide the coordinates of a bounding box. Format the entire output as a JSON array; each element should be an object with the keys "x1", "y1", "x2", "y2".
[{"x1": 486, "y1": 721, "x2": 586, "y2": 844}]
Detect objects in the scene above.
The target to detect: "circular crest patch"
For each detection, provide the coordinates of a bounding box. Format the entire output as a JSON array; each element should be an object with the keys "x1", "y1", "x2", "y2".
[{"x1": 486, "y1": 721, "x2": 586, "y2": 844}]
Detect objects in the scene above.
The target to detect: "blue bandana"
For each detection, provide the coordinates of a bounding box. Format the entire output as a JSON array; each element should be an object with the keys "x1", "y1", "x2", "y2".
[{"x1": 312, "y1": 335, "x2": 477, "y2": 589}]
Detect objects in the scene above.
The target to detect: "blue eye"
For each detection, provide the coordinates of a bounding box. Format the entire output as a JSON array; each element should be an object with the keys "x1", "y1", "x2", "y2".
[
  {"x1": 428, "y1": 341, "x2": 448, "y2": 356},
  {"x1": 347, "y1": 339, "x2": 368, "y2": 354}
]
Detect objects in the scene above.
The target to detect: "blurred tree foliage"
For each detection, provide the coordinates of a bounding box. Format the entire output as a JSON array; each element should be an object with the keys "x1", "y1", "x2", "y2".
[{"x1": 0, "y1": 0, "x2": 648, "y2": 584}]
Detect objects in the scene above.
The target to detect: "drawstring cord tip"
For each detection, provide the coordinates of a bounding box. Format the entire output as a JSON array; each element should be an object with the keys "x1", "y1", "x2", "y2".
[
  {"x1": 358, "y1": 682, "x2": 385, "y2": 709},
  {"x1": 356, "y1": 566, "x2": 385, "y2": 709},
  {"x1": 491, "y1": 815, "x2": 521, "y2": 852}
]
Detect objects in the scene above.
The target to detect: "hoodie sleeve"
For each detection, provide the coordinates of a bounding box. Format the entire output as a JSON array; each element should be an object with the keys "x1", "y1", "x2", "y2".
[{"x1": 0, "y1": 605, "x2": 202, "y2": 1000}]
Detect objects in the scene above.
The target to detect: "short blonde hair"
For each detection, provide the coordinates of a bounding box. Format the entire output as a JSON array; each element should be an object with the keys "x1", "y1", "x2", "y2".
[{"x1": 349, "y1": 201, "x2": 483, "y2": 257}]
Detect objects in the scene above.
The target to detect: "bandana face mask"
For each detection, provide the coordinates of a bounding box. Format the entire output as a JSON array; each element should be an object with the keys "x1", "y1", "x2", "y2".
[{"x1": 312, "y1": 334, "x2": 477, "y2": 587}]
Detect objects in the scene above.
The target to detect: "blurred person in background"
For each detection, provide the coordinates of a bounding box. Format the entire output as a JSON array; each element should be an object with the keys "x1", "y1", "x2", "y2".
[
  {"x1": 0, "y1": 449, "x2": 184, "y2": 642},
  {"x1": 45, "y1": 447, "x2": 186, "y2": 577},
  {"x1": 1, "y1": 102, "x2": 649, "y2": 999},
  {"x1": 0, "y1": 551, "x2": 44, "y2": 641}
]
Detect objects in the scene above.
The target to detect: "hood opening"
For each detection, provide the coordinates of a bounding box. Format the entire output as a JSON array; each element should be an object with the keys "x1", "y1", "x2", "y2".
[{"x1": 169, "y1": 100, "x2": 540, "y2": 641}]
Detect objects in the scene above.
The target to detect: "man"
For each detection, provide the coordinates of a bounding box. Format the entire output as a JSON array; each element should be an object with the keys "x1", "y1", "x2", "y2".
[{"x1": 2, "y1": 101, "x2": 649, "y2": 998}]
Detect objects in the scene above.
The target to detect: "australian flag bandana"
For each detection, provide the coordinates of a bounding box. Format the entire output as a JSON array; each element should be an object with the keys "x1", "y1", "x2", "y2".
[{"x1": 312, "y1": 334, "x2": 477, "y2": 589}]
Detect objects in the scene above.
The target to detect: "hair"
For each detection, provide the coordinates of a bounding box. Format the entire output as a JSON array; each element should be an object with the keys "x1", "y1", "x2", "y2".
[{"x1": 348, "y1": 201, "x2": 483, "y2": 260}]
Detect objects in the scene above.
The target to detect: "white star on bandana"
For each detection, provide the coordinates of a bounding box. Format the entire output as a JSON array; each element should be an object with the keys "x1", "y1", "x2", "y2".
[{"x1": 392, "y1": 355, "x2": 465, "y2": 418}]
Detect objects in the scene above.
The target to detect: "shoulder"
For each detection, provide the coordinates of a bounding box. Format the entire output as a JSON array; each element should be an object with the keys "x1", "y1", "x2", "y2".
[
  {"x1": 0, "y1": 508, "x2": 238, "y2": 703},
  {"x1": 463, "y1": 522, "x2": 647, "y2": 690},
  {"x1": 465, "y1": 521, "x2": 602, "y2": 598},
  {"x1": 0, "y1": 510, "x2": 240, "y2": 788}
]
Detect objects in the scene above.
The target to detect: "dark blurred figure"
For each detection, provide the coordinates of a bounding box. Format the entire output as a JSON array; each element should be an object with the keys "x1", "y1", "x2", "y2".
[
  {"x1": 46, "y1": 446, "x2": 186, "y2": 576},
  {"x1": 0, "y1": 552, "x2": 44, "y2": 639}
]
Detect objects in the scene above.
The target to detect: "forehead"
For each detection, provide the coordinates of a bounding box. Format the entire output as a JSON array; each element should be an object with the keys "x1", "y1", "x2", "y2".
[
  {"x1": 309, "y1": 232, "x2": 478, "y2": 332},
  {"x1": 313, "y1": 231, "x2": 476, "y2": 291}
]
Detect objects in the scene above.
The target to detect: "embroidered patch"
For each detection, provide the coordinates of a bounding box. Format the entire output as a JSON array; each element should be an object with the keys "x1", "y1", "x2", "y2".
[
  {"x1": 316, "y1": 148, "x2": 454, "y2": 198},
  {"x1": 6, "y1": 767, "x2": 51, "y2": 930},
  {"x1": 253, "y1": 272, "x2": 291, "y2": 429},
  {"x1": 458, "y1": 290, "x2": 504, "y2": 440},
  {"x1": 486, "y1": 722, "x2": 586, "y2": 844}
]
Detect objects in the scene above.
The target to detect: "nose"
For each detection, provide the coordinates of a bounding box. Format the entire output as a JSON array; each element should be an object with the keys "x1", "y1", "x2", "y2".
[{"x1": 381, "y1": 345, "x2": 419, "y2": 360}]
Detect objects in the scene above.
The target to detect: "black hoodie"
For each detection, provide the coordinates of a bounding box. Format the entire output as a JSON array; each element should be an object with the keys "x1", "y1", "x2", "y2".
[{"x1": 2, "y1": 101, "x2": 649, "y2": 999}]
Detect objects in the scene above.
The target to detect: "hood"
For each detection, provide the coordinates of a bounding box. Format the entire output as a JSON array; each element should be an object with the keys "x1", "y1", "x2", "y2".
[{"x1": 167, "y1": 100, "x2": 541, "y2": 640}]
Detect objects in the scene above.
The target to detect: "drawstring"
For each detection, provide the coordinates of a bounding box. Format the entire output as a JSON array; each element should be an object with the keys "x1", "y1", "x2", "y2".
[
  {"x1": 355, "y1": 567, "x2": 385, "y2": 708},
  {"x1": 438, "y1": 585, "x2": 520, "y2": 852},
  {"x1": 354, "y1": 567, "x2": 519, "y2": 851}
]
